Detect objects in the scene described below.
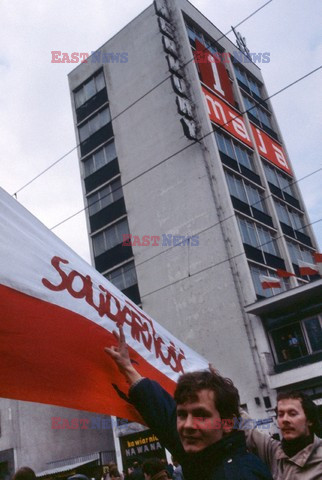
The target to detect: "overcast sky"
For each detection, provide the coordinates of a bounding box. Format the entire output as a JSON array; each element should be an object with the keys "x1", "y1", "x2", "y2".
[{"x1": 1, "y1": 0, "x2": 321, "y2": 264}]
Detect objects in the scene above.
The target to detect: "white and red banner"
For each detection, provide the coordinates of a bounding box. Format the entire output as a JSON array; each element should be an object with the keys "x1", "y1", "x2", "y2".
[
  {"x1": 276, "y1": 268, "x2": 296, "y2": 278},
  {"x1": 259, "y1": 275, "x2": 281, "y2": 290},
  {"x1": 298, "y1": 260, "x2": 319, "y2": 276},
  {"x1": 313, "y1": 253, "x2": 322, "y2": 275},
  {"x1": 0, "y1": 188, "x2": 208, "y2": 421},
  {"x1": 201, "y1": 86, "x2": 292, "y2": 175}
]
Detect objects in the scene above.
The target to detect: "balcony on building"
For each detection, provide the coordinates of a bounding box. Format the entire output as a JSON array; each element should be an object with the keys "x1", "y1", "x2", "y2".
[{"x1": 245, "y1": 279, "x2": 322, "y2": 378}]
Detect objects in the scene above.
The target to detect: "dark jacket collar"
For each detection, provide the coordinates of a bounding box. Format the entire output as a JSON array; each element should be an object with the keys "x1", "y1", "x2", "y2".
[
  {"x1": 281, "y1": 433, "x2": 314, "y2": 458},
  {"x1": 182, "y1": 430, "x2": 247, "y2": 477}
]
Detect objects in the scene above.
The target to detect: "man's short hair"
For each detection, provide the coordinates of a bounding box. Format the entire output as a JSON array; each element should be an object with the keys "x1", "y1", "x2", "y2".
[
  {"x1": 174, "y1": 369, "x2": 240, "y2": 420},
  {"x1": 68, "y1": 475, "x2": 89, "y2": 480},
  {"x1": 12, "y1": 468, "x2": 36, "y2": 480},
  {"x1": 142, "y1": 458, "x2": 165, "y2": 476},
  {"x1": 276, "y1": 391, "x2": 319, "y2": 434},
  {"x1": 109, "y1": 467, "x2": 121, "y2": 478}
]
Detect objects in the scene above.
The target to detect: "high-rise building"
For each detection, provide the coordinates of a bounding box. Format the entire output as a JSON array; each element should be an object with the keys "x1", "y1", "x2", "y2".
[{"x1": 68, "y1": 0, "x2": 322, "y2": 428}]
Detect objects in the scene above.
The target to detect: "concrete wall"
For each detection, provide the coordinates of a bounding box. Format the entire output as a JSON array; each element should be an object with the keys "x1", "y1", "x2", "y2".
[{"x1": 0, "y1": 399, "x2": 114, "y2": 474}]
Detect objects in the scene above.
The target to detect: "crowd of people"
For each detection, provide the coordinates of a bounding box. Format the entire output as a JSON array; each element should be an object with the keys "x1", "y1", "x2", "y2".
[
  {"x1": 104, "y1": 325, "x2": 322, "y2": 480},
  {"x1": 11, "y1": 324, "x2": 321, "y2": 480},
  {"x1": 99, "y1": 454, "x2": 182, "y2": 479},
  {"x1": 11, "y1": 459, "x2": 182, "y2": 480}
]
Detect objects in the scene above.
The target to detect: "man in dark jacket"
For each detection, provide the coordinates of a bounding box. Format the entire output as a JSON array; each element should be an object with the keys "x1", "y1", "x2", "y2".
[
  {"x1": 105, "y1": 326, "x2": 272, "y2": 480},
  {"x1": 128, "y1": 460, "x2": 145, "y2": 480}
]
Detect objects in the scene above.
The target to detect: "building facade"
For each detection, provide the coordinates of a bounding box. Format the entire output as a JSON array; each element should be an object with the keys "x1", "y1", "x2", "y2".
[
  {"x1": 0, "y1": 400, "x2": 115, "y2": 479},
  {"x1": 68, "y1": 0, "x2": 322, "y2": 430}
]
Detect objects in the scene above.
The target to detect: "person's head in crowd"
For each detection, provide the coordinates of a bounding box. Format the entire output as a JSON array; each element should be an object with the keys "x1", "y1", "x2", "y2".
[
  {"x1": 132, "y1": 460, "x2": 141, "y2": 469},
  {"x1": 174, "y1": 369, "x2": 240, "y2": 453},
  {"x1": 171, "y1": 457, "x2": 179, "y2": 467},
  {"x1": 276, "y1": 391, "x2": 319, "y2": 441},
  {"x1": 109, "y1": 467, "x2": 121, "y2": 480},
  {"x1": 12, "y1": 467, "x2": 36, "y2": 480},
  {"x1": 142, "y1": 459, "x2": 168, "y2": 480},
  {"x1": 67, "y1": 475, "x2": 89, "y2": 480}
]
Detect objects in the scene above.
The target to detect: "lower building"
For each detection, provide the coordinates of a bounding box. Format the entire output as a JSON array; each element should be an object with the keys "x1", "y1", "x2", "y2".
[
  {"x1": 246, "y1": 279, "x2": 322, "y2": 429},
  {"x1": 0, "y1": 400, "x2": 115, "y2": 479}
]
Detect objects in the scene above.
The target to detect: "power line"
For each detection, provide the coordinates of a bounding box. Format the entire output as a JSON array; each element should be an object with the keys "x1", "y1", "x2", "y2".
[
  {"x1": 14, "y1": 147, "x2": 78, "y2": 196},
  {"x1": 50, "y1": 65, "x2": 322, "y2": 287},
  {"x1": 91, "y1": 163, "x2": 322, "y2": 289},
  {"x1": 48, "y1": 97, "x2": 321, "y2": 313},
  {"x1": 267, "y1": 65, "x2": 322, "y2": 101},
  {"x1": 56, "y1": 5, "x2": 321, "y2": 297},
  {"x1": 49, "y1": 64, "x2": 322, "y2": 231},
  {"x1": 12, "y1": 0, "x2": 274, "y2": 197},
  {"x1": 224, "y1": 0, "x2": 273, "y2": 35},
  {"x1": 140, "y1": 217, "x2": 322, "y2": 299},
  {"x1": 9, "y1": 2, "x2": 321, "y2": 293},
  {"x1": 116, "y1": 165, "x2": 322, "y2": 272}
]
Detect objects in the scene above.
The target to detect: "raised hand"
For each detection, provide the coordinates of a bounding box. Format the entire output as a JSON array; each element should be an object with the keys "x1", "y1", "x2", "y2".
[{"x1": 105, "y1": 324, "x2": 142, "y2": 385}]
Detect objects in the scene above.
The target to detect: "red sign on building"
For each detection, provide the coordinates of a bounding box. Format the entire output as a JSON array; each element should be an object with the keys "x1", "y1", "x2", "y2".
[
  {"x1": 201, "y1": 86, "x2": 292, "y2": 175},
  {"x1": 250, "y1": 125, "x2": 292, "y2": 175},
  {"x1": 202, "y1": 85, "x2": 252, "y2": 146},
  {"x1": 195, "y1": 39, "x2": 235, "y2": 106}
]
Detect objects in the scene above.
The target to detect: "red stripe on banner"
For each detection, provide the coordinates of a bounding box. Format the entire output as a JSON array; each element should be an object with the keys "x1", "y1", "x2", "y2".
[
  {"x1": 0, "y1": 284, "x2": 175, "y2": 420},
  {"x1": 299, "y1": 266, "x2": 319, "y2": 276},
  {"x1": 314, "y1": 252, "x2": 322, "y2": 263},
  {"x1": 276, "y1": 269, "x2": 295, "y2": 278},
  {"x1": 261, "y1": 280, "x2": 281, "y2": 289}
]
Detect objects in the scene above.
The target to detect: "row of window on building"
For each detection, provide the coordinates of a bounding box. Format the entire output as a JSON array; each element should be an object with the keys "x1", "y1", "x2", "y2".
[
  {"x1": 184, "y1": 19, "x2": 315, "y2": 296},
  {"x1": 74, "y1": 69, "x2": 141, "y2": 303},
  {"x1": 216, "y1": 105, "x2": 316, "y2": 296},
  {"x1": 213, "y1": 129, "x2": 314, "y2": 297}
]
